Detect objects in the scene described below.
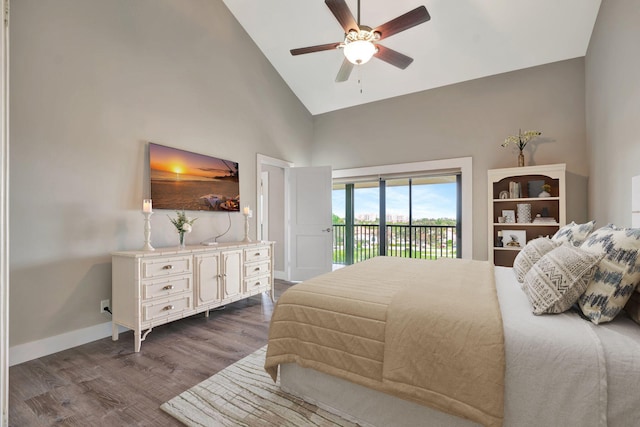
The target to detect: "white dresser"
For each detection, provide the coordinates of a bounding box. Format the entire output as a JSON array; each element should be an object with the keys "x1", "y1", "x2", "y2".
[{"x1": 111, "y1": 241, "x2": 274, "y2": 352}]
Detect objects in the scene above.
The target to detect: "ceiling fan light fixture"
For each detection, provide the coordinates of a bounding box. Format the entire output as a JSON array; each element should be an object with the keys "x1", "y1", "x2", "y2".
[
  {"x1": 290, "y1": 2, "x2": 431, "y2": 81},
  {"x1": 343, "y1": 39, "x2": 376, "y2": 64}
]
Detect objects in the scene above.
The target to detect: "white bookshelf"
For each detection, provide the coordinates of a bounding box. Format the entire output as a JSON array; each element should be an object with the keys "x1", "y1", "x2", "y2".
[{"x1": 488, "y1": 164, "x2": 566, "y2": 266}]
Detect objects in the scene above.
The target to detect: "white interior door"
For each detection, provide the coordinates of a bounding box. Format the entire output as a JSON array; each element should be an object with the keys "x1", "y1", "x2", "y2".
[{"x1": 288, "y1": 166, "x2": 333, "y2": 281}]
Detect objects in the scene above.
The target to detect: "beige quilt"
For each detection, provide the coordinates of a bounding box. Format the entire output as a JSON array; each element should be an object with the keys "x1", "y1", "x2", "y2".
[{"x1": 265, "y1": 256, "x2": 504, "y2": 427}]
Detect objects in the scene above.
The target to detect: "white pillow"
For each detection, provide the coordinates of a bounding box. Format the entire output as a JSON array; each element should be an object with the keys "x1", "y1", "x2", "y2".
[
  {"x1": 552, "y1": 220, "x2": 596, "y2": 247},
  {"x1": 513, "y1": 237, "x2": 561, "y2": 283},
  {"x1": 524, "y1": 244, "x2": 602, "y2": 315},
  {"x1": 578, "y1": 224, "x2": 640, "y2": 324}
]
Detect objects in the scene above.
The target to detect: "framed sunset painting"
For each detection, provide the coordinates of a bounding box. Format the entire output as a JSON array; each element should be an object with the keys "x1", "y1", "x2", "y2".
[{"x1": 149, "y1": 143, "x2": 240, "y2": 211}]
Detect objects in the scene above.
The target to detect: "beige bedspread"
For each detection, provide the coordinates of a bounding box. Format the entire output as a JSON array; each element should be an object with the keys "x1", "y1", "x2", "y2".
[{"x1": 265, "y1": 256, "x2": 504, "y2": 427}]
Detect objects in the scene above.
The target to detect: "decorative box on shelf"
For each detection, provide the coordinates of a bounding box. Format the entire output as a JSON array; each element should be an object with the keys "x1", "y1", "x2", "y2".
[{"x1": 488, "y1": 164, "x2": 566, "y2": 267}]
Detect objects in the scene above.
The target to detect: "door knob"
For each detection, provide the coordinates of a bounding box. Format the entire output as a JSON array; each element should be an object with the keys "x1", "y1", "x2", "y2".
[{"x1": 323, "y1": 227, "x2": 332, "y2": 232}]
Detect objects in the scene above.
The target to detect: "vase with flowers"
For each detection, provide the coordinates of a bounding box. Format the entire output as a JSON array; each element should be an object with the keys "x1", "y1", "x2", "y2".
[
  {"x1": 538, "y1": 183, "x2": 552, "y2": 198},
  {"x1": 501, "y1": 129, "x2": 542, "y2": 167},
  {"x1": 168, "y1": 210, "x2": 197, "y2": 249}
]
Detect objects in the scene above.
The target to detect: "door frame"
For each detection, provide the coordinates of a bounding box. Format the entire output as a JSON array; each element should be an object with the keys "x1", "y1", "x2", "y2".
[
  {"x1": 259, "y1": 170, "x2": 269, "y2": 241},
  {"x1": 256, "y1": 154, "x2": 293, "y2": 280}
]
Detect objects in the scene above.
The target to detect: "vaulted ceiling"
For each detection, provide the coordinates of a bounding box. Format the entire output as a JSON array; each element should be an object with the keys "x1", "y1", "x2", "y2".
[{"x1": 222, "y1": 0, "x2": 601, "y2": 115}]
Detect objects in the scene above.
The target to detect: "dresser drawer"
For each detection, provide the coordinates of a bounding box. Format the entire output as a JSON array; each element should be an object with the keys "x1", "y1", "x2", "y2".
[
  {"x1": 142, "y1": 294, "x2": 192, "y2": 323},
  {"x1": 244, "y1": 261, "x2": 271, "y2": 278},
  {"x1": 244, "y1": 275, "x2": 270, "y2": 293},
  {"x1": 142, "y1": 276, "x2": 192, "y2": 301},
  {"x1": 244, "y1": 246, "x2": 271, "y2": 263},
  {"x1": 141, "y1": 256, "x2": 192, "y2": 279}
]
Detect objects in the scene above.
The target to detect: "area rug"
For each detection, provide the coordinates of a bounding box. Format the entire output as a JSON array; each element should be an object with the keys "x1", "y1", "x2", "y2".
[{"x1": 160, "y1": 346, "x2": 360, "y2": 426}]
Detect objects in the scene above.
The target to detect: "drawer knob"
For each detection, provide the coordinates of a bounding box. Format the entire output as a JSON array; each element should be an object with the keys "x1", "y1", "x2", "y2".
[
  {"x1": 254, "y1": 253, "x2": 261, "y2": 256},
  {"x1": 254, "y1": 267, "x2": 260, "y2": 271},
  {"x1": 163, "y1": 305, "x2": 174, "y2": 311},
  {"x1": 255, "y1": 281, "x2": 261, "y2": 286},
  {"x1": 162, "y1": 265, "x2": 173, "y2": 270},
  {"x1": 162, "y1": 284, "x2": 174, "y2": 290}
]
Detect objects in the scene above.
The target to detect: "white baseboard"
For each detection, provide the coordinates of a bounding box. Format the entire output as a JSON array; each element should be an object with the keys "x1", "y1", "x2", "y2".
[
  {"x1": 9, "y1": 322, "x2": 128, "y2": 366},
  {"x1": 10, "y1": 270, "x2": 291, "y2": 366}
]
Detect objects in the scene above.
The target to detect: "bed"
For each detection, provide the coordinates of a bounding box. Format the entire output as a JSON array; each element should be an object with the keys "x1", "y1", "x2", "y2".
[{"x1": 265, "y1": 251, "x2": 640, "y2": 427}]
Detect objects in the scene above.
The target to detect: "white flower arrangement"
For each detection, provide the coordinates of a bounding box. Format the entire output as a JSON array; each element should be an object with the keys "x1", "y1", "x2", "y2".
[
  {"x1": 501, "y1": 129, "x2": 542, "y2": 151},
  {"x1": 168, "y1": 211, "x2": 197, "y2": 234}
]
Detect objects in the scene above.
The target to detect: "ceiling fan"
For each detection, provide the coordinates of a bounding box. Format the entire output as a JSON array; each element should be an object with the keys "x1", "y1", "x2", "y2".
[{"x1": 290, "y1": 0, "x2": 431, "y2": 82}]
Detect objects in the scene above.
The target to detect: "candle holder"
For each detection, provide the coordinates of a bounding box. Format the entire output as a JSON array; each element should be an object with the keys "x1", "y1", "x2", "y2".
[
  {"x1": 242, "y1": 208, "x2": 252, "y2": 243},
  {"x1": 142, "y1": 211, "x2": 155, "y2": 251}
]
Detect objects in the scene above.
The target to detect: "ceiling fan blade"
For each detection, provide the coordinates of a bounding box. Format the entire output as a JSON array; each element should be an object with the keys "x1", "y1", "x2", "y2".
[
  {"x1": 325, "y1": 0, "x2": 359, "y2": 33},
  {"x1": 290, "y1": 42, "x2": 342, "y2": 56},
  {"x1": 335, "y1": 58, "x2": 354, "y2": 82},
  {"x1": 374, "y1": 44, "x2": 414, "y2": 69},
  {"x1": 373, "y1": 6, "x2": 431, "y2": 41}
]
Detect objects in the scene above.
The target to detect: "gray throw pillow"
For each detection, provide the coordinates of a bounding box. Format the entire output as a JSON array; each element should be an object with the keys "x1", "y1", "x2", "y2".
[
  {"x1": 524, "y1": 244, "x2": 602, "y2": 315},
  {"x1": 513, "y1": 237, "x2": 561, "y2": 283}
]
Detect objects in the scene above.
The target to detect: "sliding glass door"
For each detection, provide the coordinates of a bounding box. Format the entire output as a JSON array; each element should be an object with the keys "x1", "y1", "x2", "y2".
[
  {"x1": 332, "y1": 181, "x2": 380, "y2": 265},
  {"x1": 333, "y1": 174, "x2": 459, "y2": 265}
]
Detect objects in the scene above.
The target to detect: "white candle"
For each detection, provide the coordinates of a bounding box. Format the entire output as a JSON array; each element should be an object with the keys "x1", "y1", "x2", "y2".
[
  {"x1": 243, "y1": 206, "x2": 250, "y2": 215},
  {"x1": 143, "y1": 199, "x2": 152, "y2": 213}
]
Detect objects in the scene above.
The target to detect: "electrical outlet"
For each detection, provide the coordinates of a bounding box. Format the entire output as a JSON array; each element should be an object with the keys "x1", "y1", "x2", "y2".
[{"x1": 100, "y1": 299, "x2": 110, "y2": 314}]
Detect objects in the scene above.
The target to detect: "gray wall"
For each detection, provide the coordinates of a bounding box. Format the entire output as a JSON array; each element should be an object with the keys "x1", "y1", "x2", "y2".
[
  {"x1": 312, "y1": 59, "x2": 589, "y2": 260},
  {"x1": 9, "y1": 0, "x2": 313, "y2": 346},
  {"x1": 585, "y1": 0, "x2": 640, "y2": 226}
]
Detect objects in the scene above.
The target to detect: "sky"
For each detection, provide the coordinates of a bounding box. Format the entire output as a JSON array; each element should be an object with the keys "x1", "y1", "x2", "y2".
[
  {"x1": 333, "y1": 182, "x2": 457, "y2": 220},
  {"x1": 149, "y1": 143, "x2": 238, "y2": 181}
]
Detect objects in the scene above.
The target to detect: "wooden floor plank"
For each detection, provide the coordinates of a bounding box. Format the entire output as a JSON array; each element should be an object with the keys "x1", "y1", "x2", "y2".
[{"x1": 9, "y1": 281, "x2": 291, "y2": 426}]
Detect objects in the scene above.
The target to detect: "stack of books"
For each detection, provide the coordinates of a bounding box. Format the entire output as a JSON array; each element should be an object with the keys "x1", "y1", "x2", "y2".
[
  {"x1": 509, "y1": 181, "x2": 522, "y2": 198},
  {"x1": 532, "y1": 216, "x2": 557, "y2": 224}
]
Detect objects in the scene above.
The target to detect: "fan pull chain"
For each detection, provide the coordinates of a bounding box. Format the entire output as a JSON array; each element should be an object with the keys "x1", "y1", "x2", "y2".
[{"x1": 358, "y1": 66, "x2": 364, "y2": 94}]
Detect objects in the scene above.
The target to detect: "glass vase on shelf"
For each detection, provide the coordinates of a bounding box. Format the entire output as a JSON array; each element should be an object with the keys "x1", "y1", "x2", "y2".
[
  {"x1": 518, "y1": 149, "x2": 525, "y2": 167},
  {"x1": 178, "y1": 231, "x2": 186, "y2": 249}
]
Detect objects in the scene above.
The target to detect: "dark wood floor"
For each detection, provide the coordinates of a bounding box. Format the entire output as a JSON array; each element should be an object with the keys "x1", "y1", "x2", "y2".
[{"x1": 9, "y1": 281, "x2": 291, "y2": 426}]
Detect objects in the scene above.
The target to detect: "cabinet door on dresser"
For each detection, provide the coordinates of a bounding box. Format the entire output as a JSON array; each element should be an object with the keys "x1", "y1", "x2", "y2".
[
  {"x1": 194, "y1": 252, "x2": 222, "y2": 307},
  {"x1": 221, "y1": 249, "x2": 243, "y2": 300}
]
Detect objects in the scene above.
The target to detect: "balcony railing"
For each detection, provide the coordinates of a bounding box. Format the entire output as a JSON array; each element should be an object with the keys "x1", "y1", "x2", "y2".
[{"x1": 333, "y1": 224, "x2": 457, "y2": 264}]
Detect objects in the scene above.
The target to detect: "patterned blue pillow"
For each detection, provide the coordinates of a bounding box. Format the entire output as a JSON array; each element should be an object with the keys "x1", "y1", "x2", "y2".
[
  {"x1": 578, "y1": 224, "x2": 640, "y2": 324},
  {"x1": 552, "y1": 220, "x2": 596, "y2": 247}
]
